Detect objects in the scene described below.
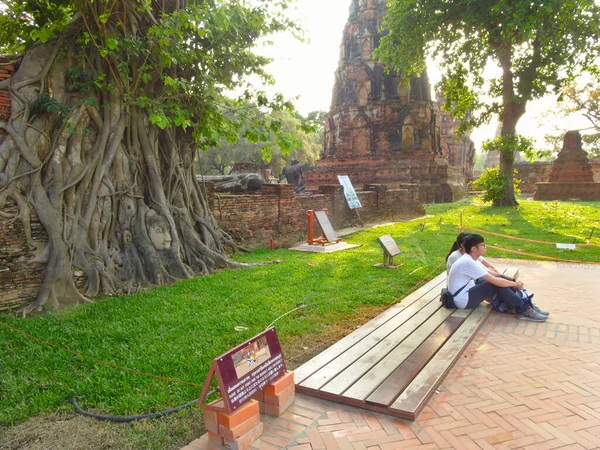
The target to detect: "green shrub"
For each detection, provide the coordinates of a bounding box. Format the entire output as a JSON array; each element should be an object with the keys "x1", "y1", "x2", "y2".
[
  {"x1": 30, "y1": 92, "x2": 72, "y2": 118},
  {"x1": 470, "y1": 167, "x2": 521, "y2": 203}
]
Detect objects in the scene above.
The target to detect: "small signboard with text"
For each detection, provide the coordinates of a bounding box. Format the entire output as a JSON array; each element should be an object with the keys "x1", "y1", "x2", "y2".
[
  {"x1": 198, "y1": 327, "x2": 286, "y2": 413},
  {"x1": 378, "y1": 235, "x2": 401, "y2": 257},
  {"x1": 337, "y1": 175, "x2": 362, "y2": 209},
  {"x1": 376, "y1": 234, "x2": 402, "y2": 268}
]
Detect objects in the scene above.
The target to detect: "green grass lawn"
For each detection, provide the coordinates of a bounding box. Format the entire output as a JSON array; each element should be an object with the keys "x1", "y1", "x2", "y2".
[{"x1": 1, "y1": 197, "x2": 599, "y2": 447}]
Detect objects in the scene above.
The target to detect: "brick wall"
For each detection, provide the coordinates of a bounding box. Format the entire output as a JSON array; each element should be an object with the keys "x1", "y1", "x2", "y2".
[
  {"x1": 514, "y1": 161, "x2": 553, "y2": 194},
  {"x1": 0, "y1": 205, "x2": 47, "y2": 311},
  {"x1": 0, "y1": 57, "x2": 19, "y2": 127},
  {"x1": 209, "y1": 183, "x2": 423, "y2": 248},
  {"x1": 475, "y1": 161, "x2": 600, "y2": 194}
]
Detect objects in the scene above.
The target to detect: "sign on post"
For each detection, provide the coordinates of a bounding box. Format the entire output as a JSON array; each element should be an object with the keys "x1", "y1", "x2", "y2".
[
  {"x1": 376, "y1": 235, "x2": 402, "y2": 268},
  {"x1": 314, "y1": 210, "x2": 339, "y2": 244},
  {"x1": 337, "y1": 175, "x2": 362, "y2": 209},
  {"x1": 198, "y1": 327, "x2": 286, "y2": 413}
]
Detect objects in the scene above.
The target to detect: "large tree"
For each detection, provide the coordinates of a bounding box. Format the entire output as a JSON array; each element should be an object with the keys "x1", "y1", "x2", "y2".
[
  {"x1": 0, "y1": 0, "x2": 300, "y2": 312},
  {"x1": 376, "y1": 0, "x2": 600, "y2": 206}
]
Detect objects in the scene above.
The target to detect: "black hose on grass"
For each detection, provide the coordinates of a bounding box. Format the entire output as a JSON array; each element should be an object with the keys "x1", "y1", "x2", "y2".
[{"x1": 70, "y1": 392, "x2": 215, "y2": 422}]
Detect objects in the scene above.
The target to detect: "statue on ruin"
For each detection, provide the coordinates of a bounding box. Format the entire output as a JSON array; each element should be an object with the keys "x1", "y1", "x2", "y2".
[
  {"x1": 282, "y1": 160, "x2": 305, "y2": 193},
  {"x1": 213, "y1": 173, "x2": 263, "y2": 193},
  {"x1": 200, "y1": 173, "x2": 264, "y2": 193}
]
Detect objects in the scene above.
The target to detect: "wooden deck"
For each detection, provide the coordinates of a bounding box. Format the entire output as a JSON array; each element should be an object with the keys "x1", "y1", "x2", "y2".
[{"x1": 294, "y1": 272, "x2": 492, "y2": 420}]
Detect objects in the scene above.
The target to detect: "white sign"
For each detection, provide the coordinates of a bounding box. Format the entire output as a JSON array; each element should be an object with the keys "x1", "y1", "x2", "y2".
[
  {"x1": 556, "y1": 243, "x2": 576, "y2": 250},
  {"x1": 337, "y1": 175, "x2": 362, "y2": 209}
]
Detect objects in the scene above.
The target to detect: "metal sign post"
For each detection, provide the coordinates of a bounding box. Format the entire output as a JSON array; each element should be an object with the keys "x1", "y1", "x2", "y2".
[{"x1": 376, "y1": 235, "x2": 402, "y2": 268}]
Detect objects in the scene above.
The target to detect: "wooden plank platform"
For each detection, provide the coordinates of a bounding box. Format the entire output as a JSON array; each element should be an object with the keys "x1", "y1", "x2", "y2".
[{"x1": 294, "y1": 272, "x2": 492, "y2": 420}]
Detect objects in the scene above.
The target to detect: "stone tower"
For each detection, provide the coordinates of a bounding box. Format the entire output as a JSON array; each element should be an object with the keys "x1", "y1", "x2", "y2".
[
  {"x1": 304, "y1": 0, "x2": 472, "y2": 202},
  {"x1": 534, "y1": 130, "x2": 600, "y2": 200},
  {"x1": 435, "y1": 92, "x2": 476, "y2": 182}
]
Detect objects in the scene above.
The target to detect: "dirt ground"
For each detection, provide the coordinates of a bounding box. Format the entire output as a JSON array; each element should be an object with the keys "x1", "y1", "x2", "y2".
[{"x1": 0, "y1": 409, "x2": 205, "y2": 450}]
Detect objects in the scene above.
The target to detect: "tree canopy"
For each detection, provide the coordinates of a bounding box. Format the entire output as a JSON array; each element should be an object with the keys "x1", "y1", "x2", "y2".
[
  {"x1": 0, "y1": 0, "x2": 305, "y2": 312},
  {"x1": 376, "y1": 0, "x2": 600, "y2": 206}
]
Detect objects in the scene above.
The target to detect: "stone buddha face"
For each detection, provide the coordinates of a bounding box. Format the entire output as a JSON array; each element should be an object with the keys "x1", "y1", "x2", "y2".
[{"x1": 145, "y1": 210, "x2": 172, "y2": 250}]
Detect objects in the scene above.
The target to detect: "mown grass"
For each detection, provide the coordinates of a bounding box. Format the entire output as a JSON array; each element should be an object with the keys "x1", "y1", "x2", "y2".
[{"x1": 1, "y1": 197, "x2": 599, "y2": 448}]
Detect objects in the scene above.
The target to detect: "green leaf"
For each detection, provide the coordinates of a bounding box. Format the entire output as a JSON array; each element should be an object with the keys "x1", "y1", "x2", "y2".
[
  {"x1": 81, "y1": 97, "x2": 98, "y2": 107},
  {"x1": 260, "y1": 145, "x2": 272, "y2": 163},
  {"x1": 269, "y1": 120, "x2": 282, "y2": 132},
  {"x1": 149, "y1": 111, "x2": 169, "y2": 129},
  {"x1": 106, "y1": 38, "x2": 118, "y2": 51},
  {"x1": 136, "y1": 96, "x2": 150, "y2": 108},
  {"x1": 30, "y1": 27, "x2": 55, "y2": 44}
]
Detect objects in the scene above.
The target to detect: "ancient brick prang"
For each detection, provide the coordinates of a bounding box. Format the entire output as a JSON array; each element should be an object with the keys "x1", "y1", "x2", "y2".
[
  {"x1": 435, "y1": 93, "x2": 476, "y2": 182},
  {"x1": 534, "y1": 131, "x2": 600, "y2": 201},
  {"x1": 304, "y1": 0, "x2": 473, "y2": 202}
]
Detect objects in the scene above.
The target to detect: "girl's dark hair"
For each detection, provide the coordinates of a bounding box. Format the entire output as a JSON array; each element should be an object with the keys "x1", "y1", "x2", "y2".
[
  {"x1": 463, "y1": 234, "x2": 485, "y2": 254},
  {"x1": 445, "y1": 232, "x2": 471, "y2": 261}
]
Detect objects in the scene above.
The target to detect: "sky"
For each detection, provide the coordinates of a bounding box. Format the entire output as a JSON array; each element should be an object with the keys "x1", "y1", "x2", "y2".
[{"x1": 255, "y1": 0, "x2": 589, "y2": 153}]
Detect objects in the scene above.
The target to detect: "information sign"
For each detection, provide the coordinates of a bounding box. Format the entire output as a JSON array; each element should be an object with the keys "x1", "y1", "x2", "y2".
[
  {"x1": 378, "y1": 235, "x2": 402, "y2": 257},
  {"x1": 314, "y1": 210, "x2": 338, "y2": 244},
  {"x1": 337, "y1": 175, "x2": 362, "y2": 209},
  {"x1": 198, "y1": 327, "x2": 286, "y2": 413},
  {"x1": 556, "y1": 243, "x2": 576, "y2": 250},
  {"x1": 377, "y1": 235, "x2": 402, "y2": 267}
]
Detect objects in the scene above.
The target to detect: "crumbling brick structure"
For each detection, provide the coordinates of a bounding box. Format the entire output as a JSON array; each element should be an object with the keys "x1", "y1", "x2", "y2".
[
  {"x1": 1, "y1": 57, "x2": 20, "y2": 136},
  {"x1": 435, "y1": 93, "x2": 476, "y2": 183},
  {"x1": 534, "y1": 130, "x2": 600, "y2": 201},
  {"x1": 304, "y1": 0, "x2": 474, "y2": 203},
  {"x1": 514, "y1": 161, "x2": 553, "y2": 194}
]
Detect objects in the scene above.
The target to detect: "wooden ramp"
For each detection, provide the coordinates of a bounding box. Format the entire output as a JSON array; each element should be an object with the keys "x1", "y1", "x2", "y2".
[{"x1": 294, "y1": 272, "x2": 492, "y2": 420}]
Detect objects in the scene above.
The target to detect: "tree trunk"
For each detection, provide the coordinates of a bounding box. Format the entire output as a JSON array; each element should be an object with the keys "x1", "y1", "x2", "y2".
[
  {"x1": 0, "y1": 3, "x2": 260, "y2": 313},
  {"x1": 494, "y1": 43, "x2": 526, "y2": 207}
]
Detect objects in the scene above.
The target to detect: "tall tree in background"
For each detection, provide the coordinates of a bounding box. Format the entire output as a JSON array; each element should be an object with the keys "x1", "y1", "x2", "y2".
[
  {"x1": 544, "y1": 76, "x2": 600, "y2": 157},
  {"x1": 198, "y1": 109, "x2": 323, "y2": 177},
  {"x1": 0, "y1": 0, "x2": 301, "y2": 312},
  {"x1": 376, "y1": 0, "x2": 600, "y2": 206}
]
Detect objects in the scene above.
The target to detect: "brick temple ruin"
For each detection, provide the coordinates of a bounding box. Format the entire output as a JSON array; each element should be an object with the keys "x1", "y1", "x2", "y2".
[
  {"x1": 534, "y1": 130, "x2": 600, "y2": 201},
  {"x1": 304, "y1": 0, "x2": 475, "y2": 203}
]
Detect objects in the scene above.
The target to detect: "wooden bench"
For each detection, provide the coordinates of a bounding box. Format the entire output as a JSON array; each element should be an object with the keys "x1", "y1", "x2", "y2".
[{"x1": 294, "y1": 272, "x2": 492, "y2": 420}]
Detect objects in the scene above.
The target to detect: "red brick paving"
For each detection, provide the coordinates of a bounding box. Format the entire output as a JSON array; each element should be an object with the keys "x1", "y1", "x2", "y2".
[{"x1": 185, "y1": 260, "x2": 600, "y2": 449}]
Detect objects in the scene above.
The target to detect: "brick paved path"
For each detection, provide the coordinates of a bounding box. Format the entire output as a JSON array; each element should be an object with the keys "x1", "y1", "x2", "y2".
[{"x1": 186, "y1": 260, "x2": 600, "y2": 449}]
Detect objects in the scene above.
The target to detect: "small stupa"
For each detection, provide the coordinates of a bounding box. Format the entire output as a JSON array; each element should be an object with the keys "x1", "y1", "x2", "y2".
[{"x1": 534, "y1": 130, "x2": 600, "y2": 201}]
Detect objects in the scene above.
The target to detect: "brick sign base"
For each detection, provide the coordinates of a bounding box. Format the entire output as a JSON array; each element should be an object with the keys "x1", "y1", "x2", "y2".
[{"x1": 203, "y1": 371, "x2": 295, "y2": 449}]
